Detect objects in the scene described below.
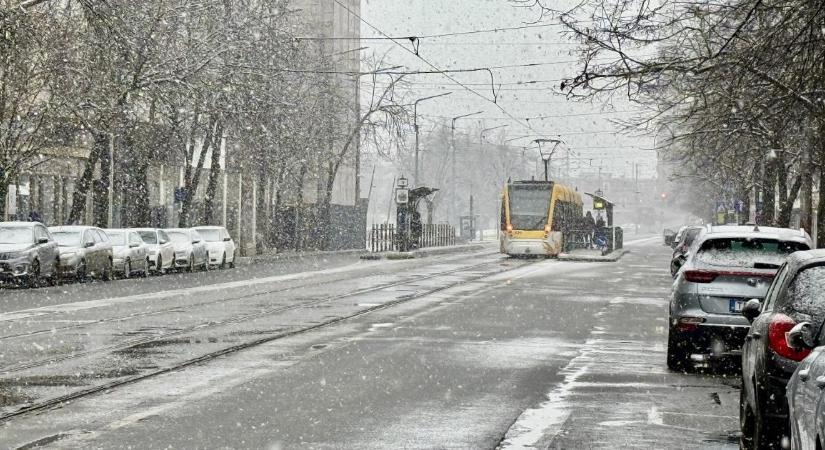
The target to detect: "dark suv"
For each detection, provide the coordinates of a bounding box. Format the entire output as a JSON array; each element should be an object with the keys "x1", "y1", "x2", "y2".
[{"x1": 740, "y1": 250, "x2": 825, "y2": 449}]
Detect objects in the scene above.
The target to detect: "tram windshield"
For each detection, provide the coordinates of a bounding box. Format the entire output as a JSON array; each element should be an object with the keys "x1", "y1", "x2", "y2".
[{"x1": 508, "y1": 184, "x2": 552, "y2": 230}]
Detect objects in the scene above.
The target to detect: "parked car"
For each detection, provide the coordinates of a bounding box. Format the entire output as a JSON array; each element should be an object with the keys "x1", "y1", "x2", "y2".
[
  {"x1": 49, "y1": 226, "x2": 114, "y2": 280},
  {"x1": 165, "y1": 228, "x2": 208, "y2": 272},
  {"x1": 670, "y1": 225, "x2": 689, "y2": 249},
  {"x1": 193, "y1": 226, "x2": 236, "y2": 269},
  {"x1": 105, "y1": 229, "x2": 150, "y2": 278},
  {"x1": 670, "y1": 226, "x2": 704, "y2": 276},
  {"x1": 663, "y1": 228, "x2": 677, "y2": 246},
  {"x1": 133, "y1": 228, "x2": 174, "y2": 275},
  {"x1": 787, "y1": 329, "x2": 825, "y2": 450},
  {"x1": 0, "y1": 221, "x2": 59, "y2": 286},
  {"x1": 667, "y1": 225, "x2": 811, "y2": 372},
  {"x1": 741, "y1": 250, "x2": 825, "y2": 449}
]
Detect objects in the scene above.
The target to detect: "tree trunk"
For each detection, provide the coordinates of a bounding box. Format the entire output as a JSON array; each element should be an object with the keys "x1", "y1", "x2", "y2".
[
  {"x1": 777, "y1": 176, "x2": 802, "y2": 228},
  {"x1": 68, "y1": 132, "x2": 106, "y2": 224},
  {"x1": 179, "y1": 114, "x2": 216, "y2": 227},
  {"x1": 0, "y1": 178, "x2": 7, "y2": 220},
  {"x1": 763, "y1": 158, "x2": 776, "y2": 225},
  {"x1": 202, "y1": 121, "x2": 224, "y2": 225}
]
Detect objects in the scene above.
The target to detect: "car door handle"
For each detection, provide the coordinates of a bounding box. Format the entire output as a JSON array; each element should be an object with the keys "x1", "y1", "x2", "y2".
[
  {"x1": 816, "y1": 376, "x2": 825, "y2": 389},
  {"x1": 800, "y1": 369, "x2": 810, "y2": 382},
  {"x1": 747, "y1": 332, "x2": 761, "y2": 341}
]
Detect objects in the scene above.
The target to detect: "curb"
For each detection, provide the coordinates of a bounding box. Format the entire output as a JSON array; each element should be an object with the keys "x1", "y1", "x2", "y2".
[
  {"x1": 363, "y1": 243, "x2": 490, "y2": 260},
  {"x1": 558, "y1": 249, "x2": 629, "y2": 262},
  {"x1": 235, "y1": 248, "x2": 368, "y2": 266}
]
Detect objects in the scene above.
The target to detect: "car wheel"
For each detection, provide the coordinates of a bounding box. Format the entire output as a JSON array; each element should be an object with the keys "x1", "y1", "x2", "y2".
[
  {"x1": 187, "y1": 255, "x2": 194, "y2": 273},
  {"x1": 228, "y1": 251, "x2": 235, "y2": 269},
  {"x1": 155, "y1": 255, "x2": 163, "y2": 275},
  {"x1": 666, "y1": 328, "x2": 689, "y2": 371},
  {"x1": 123, "y1": 259, "x2": 131, "y2": 279},
  {"x1": 220, "y1": 253, "x2": 226, "y2": 270},
  {"x1": 142, "y1": 258, "x2": 150, "y2": 277},
  {"x1": 27, "y1": 259, "x2": 41, "y2": 288}
]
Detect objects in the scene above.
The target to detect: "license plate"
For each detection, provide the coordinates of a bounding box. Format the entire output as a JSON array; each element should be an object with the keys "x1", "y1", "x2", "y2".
[{"x1": 730, "y1": 299, "x2": 745, "y2": 313}]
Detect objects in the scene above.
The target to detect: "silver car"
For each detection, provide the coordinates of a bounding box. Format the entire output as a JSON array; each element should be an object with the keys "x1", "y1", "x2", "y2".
[
  {"x1": 193, "y1": 226, "x2": 236, "y2": 269},
  {"x1": 667, "y1": 225, "x2": 812, "y2": 370},
  {"x1": 133, "y1": 228, "x2": 175, "y2": 275},
  {"x1": 105, "y1": 229, "x2": 150, "y2": 278},
  {"x1": 165, "y1": 228, "x2": 209, "y2": 272},
  {"x1": 0, "y1": 221, "x2": 60, "y2": 286},
  {"x1": 49, "y1": 226, "x2": 114, "y2": 281}
]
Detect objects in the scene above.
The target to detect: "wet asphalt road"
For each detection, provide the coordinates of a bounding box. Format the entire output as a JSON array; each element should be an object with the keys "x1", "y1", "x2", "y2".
[{"x1": 0, "y1": 238, "x2": 740, "y2": 449}]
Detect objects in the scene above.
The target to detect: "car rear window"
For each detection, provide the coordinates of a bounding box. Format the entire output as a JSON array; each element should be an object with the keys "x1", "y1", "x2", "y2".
[
  {"x1": 695, "y1": 238, "x2": 808, "y2": 268},
  {"x1": 138, "y1": 231, "x2": 157, "y2": 244},
  {"x1": 786, "y1": 266, "x2": 825, "y2": 318}
]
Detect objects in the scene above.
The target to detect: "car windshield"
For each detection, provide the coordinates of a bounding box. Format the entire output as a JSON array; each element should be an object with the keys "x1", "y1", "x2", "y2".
[
  {"x1": 786, "y1": 266, "x2": 825, "y2": 319},
  {"x1": 167, "y1": 232, "x2": 189, "y2": 244},
  {"x1": 106, "y1": 232, "x2": 126, "y2": 246},
  {"x1": 52, "y1": 231, "x2": 82, "y2": 247},
  {"x1": 137, "y1": 231, "x2": 157, "y2": 244},
  {"x1": 508, "y1": 184, "x2": 551, "y2": 230},
  {"x1": 0, "y1": 227, "x2": 32, "y2": 244},
  {"x1": 695, "y1": 238, "x2": 808, "y2": 268},
  {"x1": 197, "y1": 229, "x2": 221, "y2": 242},
  {"x1": 683, "y1": 228, "x2": 701, "y2": 246}
]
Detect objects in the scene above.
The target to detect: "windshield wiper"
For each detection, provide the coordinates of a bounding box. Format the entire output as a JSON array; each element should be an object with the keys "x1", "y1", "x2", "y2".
[{"x1": 754, "y1": 262, "x2": 781, "y2": 269}]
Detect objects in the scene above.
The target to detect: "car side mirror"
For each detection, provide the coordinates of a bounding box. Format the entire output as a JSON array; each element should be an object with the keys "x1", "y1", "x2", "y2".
[
  {"x1": 129, "y1": 243, "x2": 139, "y2": 248},
  {"x1": 37, "y1": 237, "x2": 49, "y2": 244},
  {"x1": 742, "y1": 299, "x2": 762, "y2": 323},
  {"x1": 84, "y1": 241, "x2": 94, "y2": 248},
  {"x1": 223, "y1": 237, "x2": 231, "y2": 242},
  {"x1": 192, "y1": 240, "x2": 200, "y2": 244},
  {"x1": 159, "y1": 239, "x2": 168, "y2": 245},
  {"x1": 787, "y1": 322, "x2": 816, "y2": 351}
]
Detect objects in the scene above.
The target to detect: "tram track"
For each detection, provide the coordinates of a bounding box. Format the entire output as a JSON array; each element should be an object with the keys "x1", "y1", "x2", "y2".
[
  {"x1": 0, "y1": 250, "x2": 499, "y2": 345},
  {"x1": 0, "y1": 254, "x2": 501, "y2": 375},
  {"x1": 0, "y1": 255, "x2": 535, "y2": 423}
]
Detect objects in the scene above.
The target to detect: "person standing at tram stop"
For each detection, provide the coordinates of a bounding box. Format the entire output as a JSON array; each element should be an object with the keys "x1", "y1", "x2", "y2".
[{"x1": 584, "y1": 211, "x2": 596, "y2": 244}]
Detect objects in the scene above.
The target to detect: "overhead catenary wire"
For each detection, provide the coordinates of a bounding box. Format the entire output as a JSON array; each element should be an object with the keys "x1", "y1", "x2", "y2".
[{"x1": 330, "y1": 0, "x2": 539, "y2": 135}]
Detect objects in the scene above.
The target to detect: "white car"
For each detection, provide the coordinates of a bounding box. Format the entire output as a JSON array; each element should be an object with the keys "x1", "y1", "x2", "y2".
[
  {"x1": 165, "y1": 228, "x2": 209, "y2": 272},
  {"x1": 105, "y1": 229, "x2": 150, "y2": 278},
  {"x1": 133, "y1": 228, "x2": 175, "y2": 275},
  {"x1": 193, "y1": 226, "x2": 236, "y2": 269}
]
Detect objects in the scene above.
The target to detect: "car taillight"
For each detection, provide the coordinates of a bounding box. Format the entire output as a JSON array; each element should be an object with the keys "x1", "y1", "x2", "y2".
[
  {"x1": 683, "y1": 270, "x2": 718, "y2": 283},
  {"x1": 768, "y1": 314, "x2": 812, "y2": 361}
]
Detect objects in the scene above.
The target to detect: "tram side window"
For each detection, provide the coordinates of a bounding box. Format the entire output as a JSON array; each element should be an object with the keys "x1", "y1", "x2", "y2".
[{"x1": 552, "y1": 201, "x2": 566, "y2": 231}]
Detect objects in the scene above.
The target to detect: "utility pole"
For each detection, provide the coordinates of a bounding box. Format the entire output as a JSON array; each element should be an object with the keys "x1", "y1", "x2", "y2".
[
  {"x1": 450, "y1": 111, "x2": 482, "y2": 227},
  {"x1": 413, "y1": 92, "x2": 452, "y2": 187}
]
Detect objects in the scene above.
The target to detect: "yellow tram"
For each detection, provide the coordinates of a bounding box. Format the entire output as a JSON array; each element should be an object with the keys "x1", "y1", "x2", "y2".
[{"x1": 499, "y1": 180, "x2": 583, "y2": 257}]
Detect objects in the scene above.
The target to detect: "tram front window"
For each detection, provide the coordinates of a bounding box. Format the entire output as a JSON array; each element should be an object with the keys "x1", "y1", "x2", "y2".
[{"x1": 509, "y1": 186, "x2": 551, "y2": 230}]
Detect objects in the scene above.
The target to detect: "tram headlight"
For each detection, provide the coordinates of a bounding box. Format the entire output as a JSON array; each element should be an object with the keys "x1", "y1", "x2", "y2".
[
  {"x1": 544, "y1": 225, "x2": 551, "y2": 233},
  {"x1": 506, "y1": 224, "x2": 513, "y2": 232}
]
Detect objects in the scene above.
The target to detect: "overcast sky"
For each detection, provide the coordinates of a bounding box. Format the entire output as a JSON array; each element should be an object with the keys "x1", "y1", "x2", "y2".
[{"x1": 359, "y1": 0, "x2": 657, "y2": 179}]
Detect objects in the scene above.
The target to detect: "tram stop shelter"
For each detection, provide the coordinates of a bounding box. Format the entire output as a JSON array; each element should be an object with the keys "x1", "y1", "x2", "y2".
[{"x1": 584, "y1": 191, "x2": 623, "y2": 254}]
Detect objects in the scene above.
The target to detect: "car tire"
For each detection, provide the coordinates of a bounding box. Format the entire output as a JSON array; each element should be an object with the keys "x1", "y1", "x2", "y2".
[
  {"x1": 155, "y1": 255, "x2": 163, "y2": 275},
  {"x1": 228, "y1": 251, "x2": 235, "y2": 269},
  {"x1": 666, "y1": 328, "x2": 689, "y2": 371},
  {"x1": 123, "y1": 259, "x2": 131, "y2": 279},
  {"x1": 142, "y1": 258, "x2": 150, "y2": 277},
  {"x1": 220, "y1": 253, "x2": 226, "y2": 270},
  {"x1": 187, "y1": 255, "x2": 194, "y2": 273}
]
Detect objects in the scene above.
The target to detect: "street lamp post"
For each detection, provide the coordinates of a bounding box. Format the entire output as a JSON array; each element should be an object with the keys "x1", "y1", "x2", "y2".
[
  {"x1": 413, "y1": 92, "x2": 452, "y2": 186},
  {"x1": 450, "y1": 111, "x2": 483, "y2": 226},
  {"x1": 533, "y1": 138, "x2": 564, "y2": 182}
]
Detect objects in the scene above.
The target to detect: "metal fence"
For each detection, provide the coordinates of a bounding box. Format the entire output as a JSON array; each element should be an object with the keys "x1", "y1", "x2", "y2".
[{"x1": 369, "y1": 223, "x2": 456, "y2": 253}]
